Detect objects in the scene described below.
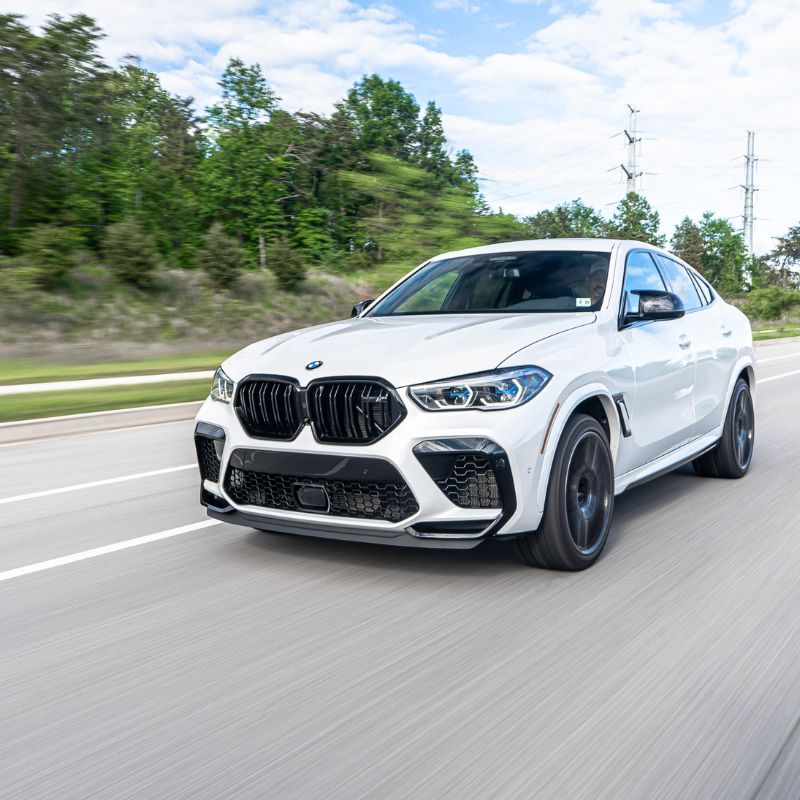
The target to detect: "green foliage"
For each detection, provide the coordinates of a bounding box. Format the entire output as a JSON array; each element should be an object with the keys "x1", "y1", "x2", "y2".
[
  {"x1": 670, "y1": 217, "x2": 704, "y2": 269},
  {"x1": 0, "y1": 256, "x2": 40, "y2": 296},
  {"x1": 526, "y1": 199, "x2": 605, "y2": 239},
  {"x1": 733, "y1": 287, "x2": 800, "y2": 321},
  {"x1": 102, "y1": 217, "x2": 162, "y2": 288},
  {"x1": 21, "y1": 225, "x2": 85, "y2": 287},
  {"x1": 2, "y1": 12, "x2": 797, "y2": 334},
  {"x1": 264, "y1": 238, "x2": 308, "y2": 290},
  {"x1": 337, "y1": 74, "x2": 420, "y2": 158},
  {"x1": 339, "y1": 153, "x2": 527, "y2": 290},
  {"x1": 698, "y1": 212, "x2": 747, "y2": 294},
  {"x1": 196, "y1": 222, "x2": 246, "y2": 288},
  {"x1": 292, "y1": 207, "x2": 336, "y2": 264},
  {"x1": 606, "y1": 193, "x2": 666, "y2": 246},
  {"x1": 759, "y1": 223, "x2": 800, "y2": 288},
  {"x1": 416, "y1": 102, "x2": 450, "y2": 182}
]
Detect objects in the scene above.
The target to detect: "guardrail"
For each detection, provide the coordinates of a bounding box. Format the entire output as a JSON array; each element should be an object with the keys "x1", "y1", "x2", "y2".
[{"x1": 0, "y1": 370, "x2": 214, "y2": 397}]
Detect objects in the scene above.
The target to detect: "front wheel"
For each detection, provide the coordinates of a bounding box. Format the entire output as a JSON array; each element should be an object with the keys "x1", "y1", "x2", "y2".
[
  {"x1": 693, "y1": 377, "x2": 754, "y2": 479},
  {"x1": 516, "y1": 413, "x2": 615, "y2": 571}
]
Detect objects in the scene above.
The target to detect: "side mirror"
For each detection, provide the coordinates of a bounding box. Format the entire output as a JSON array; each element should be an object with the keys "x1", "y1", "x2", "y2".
[
  {"x1": 351, "y1": 299, "x2": 375, "y2": 317},
  {"x1": 623, "y1": 290, "x2": 685, "y2": 325}
]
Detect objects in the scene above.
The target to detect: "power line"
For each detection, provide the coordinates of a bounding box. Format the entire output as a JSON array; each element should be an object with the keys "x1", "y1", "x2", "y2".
[{"x1": 479, "y1": 133, "x2": 621, "y2": 182}]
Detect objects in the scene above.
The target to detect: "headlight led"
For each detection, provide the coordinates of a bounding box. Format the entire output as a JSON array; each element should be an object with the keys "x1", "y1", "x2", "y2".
[
  {"x1": 408, "y1": 366, "x2": 551, "y2": 411},
  {"x1": 210, "y1": 366, "x2": 235, "y2": 403}
]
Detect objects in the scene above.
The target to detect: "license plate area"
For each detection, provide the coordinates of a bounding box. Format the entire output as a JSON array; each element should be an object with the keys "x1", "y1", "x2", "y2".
[{"x1": 293, "y1": 483, "x2": 330, "y2": 513}]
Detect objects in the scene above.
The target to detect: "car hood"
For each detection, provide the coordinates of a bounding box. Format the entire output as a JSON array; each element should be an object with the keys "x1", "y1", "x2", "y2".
[{"x1": 224, "y1": 313, "x2": 595, "y2": 388}]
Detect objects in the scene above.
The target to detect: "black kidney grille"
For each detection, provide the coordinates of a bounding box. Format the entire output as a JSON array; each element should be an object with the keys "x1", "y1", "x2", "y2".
[
  {"x1": 308, "y1": 381, "x2": 404, "y2": 444},
  {"x1": 225, "y1": 467, "x2": 419, "y2": 522},
  {"x1": 436, "y1": 454, "x2": 501, "y2": 509},
  {"x1": 235, "y1": 379, "x2": 302, "y2": 439}
]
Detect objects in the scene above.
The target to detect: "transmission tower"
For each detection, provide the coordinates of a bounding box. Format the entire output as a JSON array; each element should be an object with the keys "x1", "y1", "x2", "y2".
[
  {"x1": 620, "y1": 105, "x2": 642, "y2": 194},
  {"x1": 742, "y1": 131, "x2": 757, "y2": 256}
]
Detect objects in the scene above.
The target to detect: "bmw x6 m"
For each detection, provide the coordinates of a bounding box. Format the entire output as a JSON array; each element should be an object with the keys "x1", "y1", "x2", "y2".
[{"x1": 194, "y1": 239, "x2": 755, "y2": 570}]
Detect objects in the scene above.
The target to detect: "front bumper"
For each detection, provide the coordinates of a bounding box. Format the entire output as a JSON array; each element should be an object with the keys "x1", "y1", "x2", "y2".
[{"x1": 194, "y1": 388, "x2": 550, "y2": 547}]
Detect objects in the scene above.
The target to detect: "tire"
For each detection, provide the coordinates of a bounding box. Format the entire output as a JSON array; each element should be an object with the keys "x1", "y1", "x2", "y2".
[
  {"x1": 516, "y1": 414, "x2": 615, "y2": 571},
  {"x1": 692, "y1": 378, "x2": 754, "y2": 479}
]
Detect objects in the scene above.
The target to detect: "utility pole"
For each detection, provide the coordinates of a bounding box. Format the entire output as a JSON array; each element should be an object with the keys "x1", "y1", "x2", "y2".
[
  {"x1": 742, "y1": 130, "x2": 757, "y2": 256},
  {"x1": 620, "y1": 105, "x2": 642, "y2": 194}
]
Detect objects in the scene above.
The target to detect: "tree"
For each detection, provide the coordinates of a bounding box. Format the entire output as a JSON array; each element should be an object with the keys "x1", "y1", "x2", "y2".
[
  {"x1": 196, "y1": 223, "x2": 246, "y2": 287},
  {"x1": 104, "y1": 62, "x2": 202, "y2": 257},
  {"x1": 264, "y1": 238, "x2": 307, "y2": 290},
  {"x1": 416, "y1": 102, "x2": 449, "y2": 181},
  {"x1": 201, "y1": 59, "x2": 293, "y2": 261},
  {"x1": 340, "y1": 153, "x2": 527, "y2": 285},
  {"x1": 761, "y1": 223, "x2": 800, "y2": 288},
  {"x1": 0, "y1": 14, "x2": 107, "y2": 248},
  {"x1": 526, "y1": 199, "x2": 605, "y2": 239},
  {"x1": 606, "y1": 192, "x2": 665, "y2": 246},
  {"x1": 22, "y1": 224, "x2": 84, "y2": 288},
  {"x1": 670, "y1": 217, "x2": 703, "y2": 269},
  {"x1": 102, "y1": 217, "x2": 161, "y2": 288},
  {"x1": 698, "y1": 212, "x2": 747, "y2": 294},
  {"x1": 336, "y1": 74, "x2": 420, "y2": 158}
]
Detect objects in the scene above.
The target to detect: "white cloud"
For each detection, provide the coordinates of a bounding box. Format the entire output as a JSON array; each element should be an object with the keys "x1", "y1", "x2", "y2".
[{"x1": 432, "y1": 0, "x2": 481, "y2": 12}]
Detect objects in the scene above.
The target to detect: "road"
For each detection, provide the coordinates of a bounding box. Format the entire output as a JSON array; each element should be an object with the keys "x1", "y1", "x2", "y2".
[{"x1": 2, "y1": 338, "x2": 800, "y2": 800}]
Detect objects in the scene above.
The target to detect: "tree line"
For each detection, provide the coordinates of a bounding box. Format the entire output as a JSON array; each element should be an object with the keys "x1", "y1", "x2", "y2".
[{"x1": 1, "y1": 13, "x2": 798, "y2": 310}]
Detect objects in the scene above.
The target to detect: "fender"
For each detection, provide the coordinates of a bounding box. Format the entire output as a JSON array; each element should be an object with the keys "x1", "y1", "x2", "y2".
[
  {"x1": 724, "y1": 353, "x2": 756, "y2": 410},
  {"x1": 534, "y1": 382, "x2": 621, "y2": 514}
]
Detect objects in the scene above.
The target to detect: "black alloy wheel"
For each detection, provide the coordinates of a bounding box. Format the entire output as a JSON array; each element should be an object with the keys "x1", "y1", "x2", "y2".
[
  {"x1": 516, "y1": 413, "x2": 615, "y2": 571},
  {"x1": 693, "y1": 377, "x2": 755, "y2": 479}
]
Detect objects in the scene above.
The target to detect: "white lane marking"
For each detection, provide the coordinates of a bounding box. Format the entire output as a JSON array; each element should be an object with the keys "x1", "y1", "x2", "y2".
[
  {"x1": 758, "y1": 368, "x2": 800, "y2": 384},
  {"x1": 0, "y1": 520, "x2": 220, "y2": 583},
  {"x1": 0, "y1": 371, "x2": 213, "y2": 396},
  {"x1": 759, "y1": 353, "x2": 800, "y2": 364},
  {"x1": 0, "y1": 464, "x2": 195, "y2": 505}
]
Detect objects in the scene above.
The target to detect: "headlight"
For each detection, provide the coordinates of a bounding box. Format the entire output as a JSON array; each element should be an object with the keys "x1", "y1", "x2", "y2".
[
  {"x1": 408, "y1": 366, "x2": 551, "y2": 411},
  {"x1": 210, "y1": 367, "x2": 234, "y2": 403}
]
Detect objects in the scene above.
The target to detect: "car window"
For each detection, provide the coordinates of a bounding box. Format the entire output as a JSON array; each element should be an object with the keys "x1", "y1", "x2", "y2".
[
  {"x1": 623, "y1": 251, "x2": 667, "y2": 315},
  {"x1": 690, "y1": 270, "x2": 714, "y2": 304},
  {"x1": 654, "y1": 255, "x2": 702, "y2": 311},
  {"x1": 369, "y1": 251, "x2": 610, "y2": 316},
  {"x1": 392, "y1": 271, "x2": 459, "y2": 313}
]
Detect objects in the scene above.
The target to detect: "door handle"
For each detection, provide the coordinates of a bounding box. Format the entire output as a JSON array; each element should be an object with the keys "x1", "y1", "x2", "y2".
[
  {"x1": 721, "y1": 325, "x2": 732, "y2": 337},
  {"x1": 678, "y1": 334, "x2": 691, "y2": 349}
]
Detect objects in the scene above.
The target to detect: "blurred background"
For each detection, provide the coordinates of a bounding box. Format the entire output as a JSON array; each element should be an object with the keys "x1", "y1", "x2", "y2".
[{"x1": 1, "y1": 7, "x2": 798, "y2": 423}]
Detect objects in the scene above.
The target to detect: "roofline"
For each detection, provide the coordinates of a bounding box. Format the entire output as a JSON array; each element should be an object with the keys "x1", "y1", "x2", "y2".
[{"x1": 430, "y1": 238, "x2": 664, "y2": 261}]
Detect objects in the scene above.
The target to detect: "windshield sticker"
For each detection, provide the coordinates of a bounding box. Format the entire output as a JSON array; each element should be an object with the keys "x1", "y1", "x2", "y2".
[{"x1": 576, "y1": 297, "x2": 592, "y2": 307}]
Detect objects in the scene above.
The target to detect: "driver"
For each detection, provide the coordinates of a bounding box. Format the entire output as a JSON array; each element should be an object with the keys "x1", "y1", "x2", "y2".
[{"x1": 587, "y1": 260, "x2": 608, "y2": 305}]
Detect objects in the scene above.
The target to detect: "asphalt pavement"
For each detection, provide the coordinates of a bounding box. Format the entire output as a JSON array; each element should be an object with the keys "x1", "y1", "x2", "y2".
[{"x1": 2, "y1": 338, "x2": 800, "y2": 799}]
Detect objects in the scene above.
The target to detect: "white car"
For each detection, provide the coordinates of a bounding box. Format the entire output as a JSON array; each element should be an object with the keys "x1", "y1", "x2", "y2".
[{"x1": 194, "y1": 239, "x2": 755, "y2": 570}]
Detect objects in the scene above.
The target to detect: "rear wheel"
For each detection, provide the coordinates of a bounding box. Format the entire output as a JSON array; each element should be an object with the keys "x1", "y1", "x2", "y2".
[
  {"x1": 692, "y1": 377, "x2": 754, "y2": 479},
  {"x1": 516, "y1": 414, "x2": 614, "y2": 571}
]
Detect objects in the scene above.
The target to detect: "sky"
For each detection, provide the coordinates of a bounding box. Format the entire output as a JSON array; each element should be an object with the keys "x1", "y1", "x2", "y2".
[{"x1": 12, "y1": 0, "x2": 800, "y2": 253}]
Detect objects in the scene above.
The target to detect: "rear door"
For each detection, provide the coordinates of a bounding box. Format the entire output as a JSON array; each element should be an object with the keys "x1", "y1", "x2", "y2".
[
  {"x1": 653, "y1": 255, "x2": 736, "y2": 437},
  {"x1": 616, "y1": 250, "x2": 696, "y2": 473}
]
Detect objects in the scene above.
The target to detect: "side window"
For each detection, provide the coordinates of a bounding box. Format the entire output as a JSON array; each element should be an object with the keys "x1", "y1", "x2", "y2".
[
  {"x1": 623, "y1": 251, "x2": 667, "y2": 315},
  {"x1": 655, "y1": 255, "x2": 702, "y2": 312},
  {"x1": 690, "y1": 270, "x2": 714, "y2": 305}
]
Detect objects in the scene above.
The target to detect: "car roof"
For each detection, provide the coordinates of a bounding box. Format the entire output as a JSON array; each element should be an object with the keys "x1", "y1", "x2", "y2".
[{"x1": 431, "y1": 238, "x2": 655, "y2": 261}]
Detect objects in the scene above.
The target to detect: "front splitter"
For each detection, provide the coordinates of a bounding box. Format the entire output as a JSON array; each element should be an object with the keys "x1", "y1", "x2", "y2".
[{"x1": 206, "y1": 506, "x2": 486, "y2": 549}]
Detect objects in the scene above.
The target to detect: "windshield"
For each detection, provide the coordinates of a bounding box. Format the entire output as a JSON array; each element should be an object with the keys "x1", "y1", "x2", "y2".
[{"x1": 368, "y1": 250, "x2": 610, "y2": 316}]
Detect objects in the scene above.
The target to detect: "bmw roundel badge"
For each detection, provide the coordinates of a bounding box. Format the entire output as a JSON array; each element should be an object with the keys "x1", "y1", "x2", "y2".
[{"x1": 306, "y1": 360, "x2": 323, "y2": 370}]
